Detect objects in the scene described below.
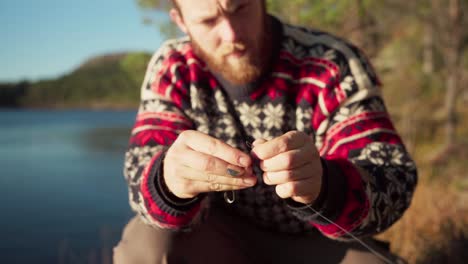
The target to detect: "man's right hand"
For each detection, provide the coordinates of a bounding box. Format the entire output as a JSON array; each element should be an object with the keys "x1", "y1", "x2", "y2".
[{"x1": 163, "y1": 130, "x2": 257, "y2": 199}]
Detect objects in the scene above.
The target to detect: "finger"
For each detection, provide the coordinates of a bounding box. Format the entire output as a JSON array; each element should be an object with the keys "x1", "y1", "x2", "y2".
[
  {"x1": 251, "y1": 131, "x2": 309, "y2": 160},
  {"x1": 178, "y1": 146, "x2": 249, "y2": 177},
  {"x1": 180, "y1": 130, "x2": 251, "y2": 167},
  {"x1": 180, "y1": 165, "x2": 257, "y2": 187},
  {"x1": 291, "y1": 195, "x2": 316, "y2": 205},
  {"x1": 252, "y1": 138, "x2": 267, "y2": 147},
  {"x1": 262, "y1": 164, "x2": 315, "y2": 185},
  {"x1": 260, "y1": 148, "x2": 311, "y2": 172},
  {"x1": 246, "y1": 166, "x2": 253, "y2": 176},
  {"x1": 185, "y1": 179, "x2": 256, "y2": 195},
  {"x1": 275, "y1": 178, "x2": 320, "y2": 200},
  {"x1": 167, "y1": 165, "x2": 256, "y2": 198}
]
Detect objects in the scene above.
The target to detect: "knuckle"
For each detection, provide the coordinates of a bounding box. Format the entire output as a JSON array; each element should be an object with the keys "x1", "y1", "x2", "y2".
[
  {"x1": 206, "y1": 138, "x2": 219, "y2": 156},
  {"x1": 289, "y1": 130, "x2": 302, "y2": 141},
  {"x1": 168, "y1": 164, "x2": 178, "y2": 178},
  {"x1": 166, "y1": 145, "x2": 178, "y2": 159},
  {"x1": 176, "y1": 180, "x2": 191, "y2": 193},
  {"x1": 286, "y1": 130, "x2": 296, "y2": 140},
  {"x1": 277, "y1": 139, "x2": 290, "y2": 153},
  {"x1": 233, "y1": 153, "x2": 243, "y2": 166},
  {"x1": 178, "y1": 130, "x2": 197, "y2": 143},
  {"x1": 288, "y1": 183, "x2": 298, "y2": 196},
  {"x1": 181, "y1": 180, "x2": 192, "y2": 191},
  {"x1": 285, "y1": 170, "x2": 294, "y2": 181},
  {"x1": 285, "y1": 130, "x2": 296, "y2": 139},
  {"x1": 283, "y1": 154, "x2": 294, "y2": 167},
  {"x1": 236, "y1": 178, "x2": 245, "y2": 186},
  {"x1": 231, "y1": 178, "x2": 243, "y2": 186},
  {"x1": 173, "y1": 164, "x2": 185, "y2": 177},
  {"x1": 206, "y1": 173, "x2": 215, "y2": 183},
  {"x1": 178, "y1": 130, "x2": 189, "y2": 141},
  {"x1": 209, "y1": 182, "x2": 220, "y2": 191},
  {"x1": 203, "y1": 157, "x2": 216, "y2": 172}
]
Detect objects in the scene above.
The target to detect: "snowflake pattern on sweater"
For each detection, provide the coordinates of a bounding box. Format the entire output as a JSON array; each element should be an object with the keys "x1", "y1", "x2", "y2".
[{"x1": 123, "y1": 18, "x2": 417, "y2": 239}]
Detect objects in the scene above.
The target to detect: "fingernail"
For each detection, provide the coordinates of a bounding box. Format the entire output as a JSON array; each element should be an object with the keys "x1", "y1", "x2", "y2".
[
  {"x1": 252, "y1": 138, "x2": 266, "y2": 147},
  {"x1": 243, "y1": 177, "x2": 256, "y2": 185},
  {"x1": 227, "y1": 168, "x2": 241, "y2": 177},
  {"x1": 252, "y1": 140, "x2": 259, "y2": 147}
]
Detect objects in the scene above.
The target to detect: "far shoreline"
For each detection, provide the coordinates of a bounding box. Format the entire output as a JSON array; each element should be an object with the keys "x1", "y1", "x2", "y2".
[{"x1": 0, "y1": 102, "x2": 139, "y2": 111}]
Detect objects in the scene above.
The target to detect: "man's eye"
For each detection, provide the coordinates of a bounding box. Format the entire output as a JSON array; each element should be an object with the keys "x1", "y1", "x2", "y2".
[
  {"x1": 202, "y1": 18, "x2": 217, "y2": 25},
  {"x1": 238, "y1": 5, "x2": 247, "y2": 11},
  {"x1": 236, "y1": 4, "x2": 248, "y2": 13}
]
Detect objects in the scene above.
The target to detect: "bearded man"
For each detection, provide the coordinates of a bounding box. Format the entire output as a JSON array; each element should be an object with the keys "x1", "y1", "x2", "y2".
[{"x1": 114, "y1": 0, "x2": 417, "y2": 263}]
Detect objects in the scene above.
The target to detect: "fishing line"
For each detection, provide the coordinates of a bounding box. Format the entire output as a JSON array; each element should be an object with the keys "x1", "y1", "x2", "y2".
[{"x1": 305, "y1": 204, "x2": 395, "y2": 264}]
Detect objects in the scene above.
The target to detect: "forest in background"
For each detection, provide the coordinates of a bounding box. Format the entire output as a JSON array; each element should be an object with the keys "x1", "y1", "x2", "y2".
[
  {"x1": 136, "y1": 0, "x2": 468, "y2": 263},
  {"x1": 0, "y1": 52, "x2": 150, "y2": 109}
]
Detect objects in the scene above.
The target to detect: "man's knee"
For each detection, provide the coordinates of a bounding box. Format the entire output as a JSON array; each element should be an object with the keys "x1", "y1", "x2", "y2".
[{"x1": 113, "y1": 216, "x2": 173, "y2": 264}]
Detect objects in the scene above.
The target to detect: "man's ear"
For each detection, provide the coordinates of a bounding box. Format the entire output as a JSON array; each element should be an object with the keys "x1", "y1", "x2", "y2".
[{"x1": 170, "y1": 8, "x2": 188, "y2": 34}]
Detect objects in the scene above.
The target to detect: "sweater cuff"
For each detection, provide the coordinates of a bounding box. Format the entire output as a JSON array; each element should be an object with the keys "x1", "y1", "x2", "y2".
[
  {"x1": 153, "y1": 150, "x2": 203, "y2": 211},
  {"x1": 286, "y1": 158, "x2": 347, "y2": 224}
]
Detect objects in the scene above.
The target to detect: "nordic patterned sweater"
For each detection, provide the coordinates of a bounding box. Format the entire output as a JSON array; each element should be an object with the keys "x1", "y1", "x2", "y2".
[{"x1": 123, "y1": 16, "x2": 418, "y2": 240}]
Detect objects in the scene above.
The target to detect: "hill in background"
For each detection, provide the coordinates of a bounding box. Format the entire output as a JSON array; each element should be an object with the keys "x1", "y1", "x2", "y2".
[{"x1": 0, "y1": 52, "x2": 152, "y2": 109}]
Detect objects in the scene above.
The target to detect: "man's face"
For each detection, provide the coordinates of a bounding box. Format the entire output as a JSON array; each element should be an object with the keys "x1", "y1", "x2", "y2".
[{"x1": 172, "y1": 0, "x2": 268, "y2": 85}]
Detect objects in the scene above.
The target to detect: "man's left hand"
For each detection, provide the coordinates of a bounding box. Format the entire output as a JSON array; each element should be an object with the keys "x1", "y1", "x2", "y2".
[{"x1": 251, "y1": 131, "x2": 323, "y2": 205}]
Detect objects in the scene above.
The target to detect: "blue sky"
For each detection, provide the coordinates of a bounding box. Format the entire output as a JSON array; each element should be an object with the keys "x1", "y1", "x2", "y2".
[{"x1": 0, "y1": 0, "x2": 168, "y2": 82}]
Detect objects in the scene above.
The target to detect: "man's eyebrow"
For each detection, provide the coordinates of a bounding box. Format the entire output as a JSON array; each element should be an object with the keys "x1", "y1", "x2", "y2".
[
  {"x1": 190, "y1": 1, "x2": 248, "y2": 23},
  {"x1": 196, "y1": 14, "x2": 218, "y2": 22},
  {"x1": 191, "y1": 11, "x2": 219, "y2": 23},
  {"x1": 224, "y1": 1, "x2": 247, "y2": 13}
]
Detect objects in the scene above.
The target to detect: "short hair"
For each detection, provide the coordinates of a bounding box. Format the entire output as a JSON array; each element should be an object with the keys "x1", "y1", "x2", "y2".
[{"x1": 173, "y1": 0, "x2": 267, "y2": 19}]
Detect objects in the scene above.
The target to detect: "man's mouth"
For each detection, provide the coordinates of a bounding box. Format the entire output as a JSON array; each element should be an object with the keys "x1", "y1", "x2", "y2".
[
  {"x1": 219, "y1": 42, "x2": 247, "y2": 57},
  {"x1": 226, "y1": 48, "x2": 247, "y2": 58}
]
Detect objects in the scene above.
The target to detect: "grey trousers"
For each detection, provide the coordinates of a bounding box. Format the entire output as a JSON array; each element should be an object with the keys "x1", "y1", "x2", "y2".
[{"x1": 113, "y1": 209, "x2": 404, "y2": 264}]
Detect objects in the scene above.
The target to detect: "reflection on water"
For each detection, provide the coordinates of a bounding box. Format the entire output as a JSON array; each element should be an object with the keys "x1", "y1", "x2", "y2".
[
  {"x1": 0, "y1": 110, "x2": 137, "y2": 263},
  {"x1": 81, "y1": 126, "x2": 131, "y2": 154}
]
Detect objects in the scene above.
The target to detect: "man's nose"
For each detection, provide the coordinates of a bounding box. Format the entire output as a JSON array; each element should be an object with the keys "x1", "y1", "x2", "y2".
[{"x1": 218, "y1": 19, "x2": 239, "y2": 43}]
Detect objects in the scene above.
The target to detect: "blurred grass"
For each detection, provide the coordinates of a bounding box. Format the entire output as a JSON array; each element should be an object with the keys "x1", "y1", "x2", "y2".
[{"x1": 379, "y1": 164, "x2": 468, "y2": 263}]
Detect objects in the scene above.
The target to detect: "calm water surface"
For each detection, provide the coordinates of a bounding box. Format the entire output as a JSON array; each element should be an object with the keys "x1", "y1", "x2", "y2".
[{"x1": 0, "y1": 110, "x2": 137, "y2": 263}]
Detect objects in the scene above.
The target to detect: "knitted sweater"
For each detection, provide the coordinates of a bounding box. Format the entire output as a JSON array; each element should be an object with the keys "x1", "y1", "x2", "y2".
[{"x1": 123, "y1": 17, "x2": 417, "y2": 239}]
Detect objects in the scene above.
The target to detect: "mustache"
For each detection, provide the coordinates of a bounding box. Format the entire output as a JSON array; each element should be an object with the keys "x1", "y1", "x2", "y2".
[{"x1": 218, "y1": 42, "x2": 246, "y2": 56}]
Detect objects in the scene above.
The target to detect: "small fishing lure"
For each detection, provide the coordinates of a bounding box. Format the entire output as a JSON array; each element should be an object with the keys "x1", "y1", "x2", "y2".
[
  {"x1": 224, "y1": 191, "x2": 235, "y2": 204},
  {"x1": 224, "y1": 140, "x2": 255, "y2": 204}
]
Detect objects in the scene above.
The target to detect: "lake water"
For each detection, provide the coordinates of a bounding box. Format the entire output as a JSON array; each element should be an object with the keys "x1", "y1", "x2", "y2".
[{"x1": 0, "y1": 110, "x2": 137, "y2": 263}]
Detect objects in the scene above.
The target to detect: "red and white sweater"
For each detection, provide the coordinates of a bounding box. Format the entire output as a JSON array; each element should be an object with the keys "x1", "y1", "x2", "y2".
[{"x1": 123, "y1": 17, "x2": 417, "y2": 239}]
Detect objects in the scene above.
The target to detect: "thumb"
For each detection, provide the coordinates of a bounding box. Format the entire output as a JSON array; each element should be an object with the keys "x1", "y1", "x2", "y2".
[{"x1": 252, "y1": 138, "x2": 267, "y2": 147}]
